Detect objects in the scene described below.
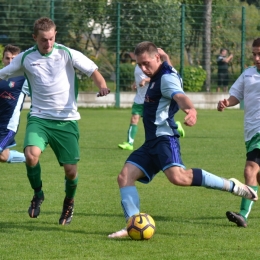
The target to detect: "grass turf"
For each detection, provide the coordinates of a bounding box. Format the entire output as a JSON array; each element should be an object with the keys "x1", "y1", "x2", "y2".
[{"x1": 0, "y1": 108, "x2": 259, "y2": 260}]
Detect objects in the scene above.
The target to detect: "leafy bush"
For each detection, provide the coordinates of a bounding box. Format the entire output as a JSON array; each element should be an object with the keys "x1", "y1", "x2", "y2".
[
  {"x1": 119, "y1": 63, "x2": 135, "y2": 91},
  {"x1": 182, "y1": 66, "x2": 206, "y2": 92}
]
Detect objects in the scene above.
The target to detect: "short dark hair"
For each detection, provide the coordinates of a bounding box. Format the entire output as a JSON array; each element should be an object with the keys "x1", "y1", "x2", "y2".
[
  {"x1": 3, "y1": 44, "x2": 21, "y2": 58},
  {"x1": 33, "y1": 17, "x2": 56, "y2": 36},
  {"x1": 252, "y1": 38, "x2": 260, "y2": 47},
  {"x1": 134, "y1": 41, "x2": 158, "y2": 57}
]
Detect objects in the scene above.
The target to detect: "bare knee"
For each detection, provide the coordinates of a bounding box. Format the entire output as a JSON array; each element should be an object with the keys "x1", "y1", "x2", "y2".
[
  {"x1": 64, "y1": 164, "x2": 77, "y2": 180},
  {"x1": 0, "y1": 149, "x2": 9, "y2": 162},
  {"x1": 25, "y1": 146, "x2": 41, "y2": 166},
  {"x1": 117, "y1": 169, "x2": 129, "y2": 187},
  {"x1": 244, "y1": 162, "x2": 259, "y2": 185},
  {"x1": 117, "y1": 163, "x2": 144, "y2": 188}
]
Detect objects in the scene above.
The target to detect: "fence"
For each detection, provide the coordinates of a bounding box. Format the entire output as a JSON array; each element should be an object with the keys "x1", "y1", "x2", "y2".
[{"x1": 0, "y1": 1, "x2": 259, "y2": 107}]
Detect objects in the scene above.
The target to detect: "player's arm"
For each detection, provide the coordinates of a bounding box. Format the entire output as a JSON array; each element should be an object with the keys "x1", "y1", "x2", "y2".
[
  {"x1": 158, "y1": 48, "x2": 172, "y2": 66},
  {"x1": 173, "y1": 93, "x2": 197, "y2": 126},
  {"x1": 131, "y1": 81, "x2": 137, "y2": 91},
  {"x1": 0, "y1": 54, "x2": 23, "y2": 81},
  {"x1": 217, "y1": 96, "x2": 239, "y2": 112},
  {"x1": 139, "y1": 77, "x2": 150, "y2": 87},
  {"x1": 90, "y1": 69, "x2": 110, "y2": 96}
]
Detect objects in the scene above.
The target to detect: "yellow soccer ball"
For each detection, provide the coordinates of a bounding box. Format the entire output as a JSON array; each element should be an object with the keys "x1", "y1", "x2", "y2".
[{"x1": 127, "y1": 213, "x2": 156, "y2": 240}]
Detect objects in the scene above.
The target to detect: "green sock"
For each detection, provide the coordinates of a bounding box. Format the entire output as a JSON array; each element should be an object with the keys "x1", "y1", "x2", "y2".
[
  {"x1": 127, "y1": 124, "x2": 138, "y2": 145},
  {"x1": 65, "y1": 175, "x2": 78, "y2": 199},
  {"x1": 26, "y1": 162, "x2": 43, "y2": 198},
  {"x1": 239, "y1": 185, "x2": 258, "y2": 220}
]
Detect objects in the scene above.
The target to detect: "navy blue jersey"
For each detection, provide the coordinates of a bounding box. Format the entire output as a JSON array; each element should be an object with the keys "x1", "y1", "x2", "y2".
[
  {"x1": 0, "y1": 76, "x2": 27, "y2": 132},
  {"x1": 143, "y1": 62, "x2": 184, "y2": 141}
]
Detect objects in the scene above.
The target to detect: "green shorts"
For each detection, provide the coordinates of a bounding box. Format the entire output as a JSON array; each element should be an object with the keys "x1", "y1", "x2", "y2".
[
  {"x1": 245, "y1": 132, "x2": 260, "y2": 153},
  {"x1": 131, "y1": 103, "x2": 144, "y2": 116},
  {"x1": 24, "y1": 116, "x2": 80, "y2": 165}
]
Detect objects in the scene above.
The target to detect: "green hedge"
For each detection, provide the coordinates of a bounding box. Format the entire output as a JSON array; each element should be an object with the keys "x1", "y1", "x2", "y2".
[
  {"x1": 182, "y1": 66, "x2": 206, "y2": 92},
  {"x1": 119, "y1": 63, "x2": 135, "y2": 91}
]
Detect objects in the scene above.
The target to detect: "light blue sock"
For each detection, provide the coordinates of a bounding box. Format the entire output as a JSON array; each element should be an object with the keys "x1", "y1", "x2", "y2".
[
  {"x1": 202, "y1": 169, "x2": 234, "y2": 192},
  {"x1": 120, "y1": 186, "x2": 140, "y2": 221},
  {"x1": 7, "y1": 150, "x2": 25, "y2": 163}
]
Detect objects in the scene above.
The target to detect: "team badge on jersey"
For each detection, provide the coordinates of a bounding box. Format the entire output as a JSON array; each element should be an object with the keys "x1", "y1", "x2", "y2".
[{"x1": 8, "y1": 81, "x2": 15, "y2": 88}]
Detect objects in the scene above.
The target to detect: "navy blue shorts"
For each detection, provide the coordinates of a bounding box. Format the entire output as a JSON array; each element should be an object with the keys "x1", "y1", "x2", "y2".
[
  {"x1": 126, "y1": 135, "x2": 185, "y2": 183},
  {"x1": 0, "y1": 128, "x2": 16, "y2": 153}
]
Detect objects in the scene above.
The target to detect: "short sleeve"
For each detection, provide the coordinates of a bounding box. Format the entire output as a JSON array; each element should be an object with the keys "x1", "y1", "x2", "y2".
[{"x1": 161, "y1": 73, "x2": 184, "y2": 99}]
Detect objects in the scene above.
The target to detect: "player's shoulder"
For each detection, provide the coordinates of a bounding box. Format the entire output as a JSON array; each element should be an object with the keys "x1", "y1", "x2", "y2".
[
  {"x1": 20, "y1": 46, "x2": 39, "y2": 61},
  {"x1": 243, "y1": 66, "x2": 257, "y2": 75},
  {"x1": 54, "y1": 43, "x2": 82, "y2": 59}
]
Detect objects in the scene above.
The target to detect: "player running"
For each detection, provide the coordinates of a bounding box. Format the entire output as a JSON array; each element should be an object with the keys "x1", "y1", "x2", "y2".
[{"x1": 0, "y1": 17, "x2": 110, "y2": 225}]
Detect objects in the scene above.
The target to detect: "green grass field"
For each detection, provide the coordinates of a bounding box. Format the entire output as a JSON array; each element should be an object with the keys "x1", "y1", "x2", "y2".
[{"x1": 0, "y1": 108, "x2": 259, "y2": 260}]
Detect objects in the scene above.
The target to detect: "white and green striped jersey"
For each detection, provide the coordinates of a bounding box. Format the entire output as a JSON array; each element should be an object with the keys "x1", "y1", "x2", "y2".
[
  {"x1": 0, "y1": 43, "x2": 98, "y2": 120},
  {"x1": 229, "y1": 66, "x2": 260, "y2": 141}
]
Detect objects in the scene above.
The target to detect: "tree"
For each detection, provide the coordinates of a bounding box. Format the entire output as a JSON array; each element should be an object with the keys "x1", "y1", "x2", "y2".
[
  {"x1": 0, "y1": 0, "x2": 50, "y2": 50},
  {"x1": 202, "y1": 0, "x2": 212, "y2": 92},
  {"x1": 106, "y1": 0, "x2": 181, "y2": 55}
]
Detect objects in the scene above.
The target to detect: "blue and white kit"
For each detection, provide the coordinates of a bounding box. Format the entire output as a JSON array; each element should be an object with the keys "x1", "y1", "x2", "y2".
[{"x1": 0, "y1": 76, "x2": 28, "y2": 152}]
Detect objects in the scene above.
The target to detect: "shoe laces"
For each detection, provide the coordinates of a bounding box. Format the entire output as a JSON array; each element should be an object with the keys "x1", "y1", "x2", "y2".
[
  {"x1": 31, "y1": 196, "x2": 43, "y2": 209},
  {"x1": 61, "y1": 203, "x2": 74, "y2": 219}
]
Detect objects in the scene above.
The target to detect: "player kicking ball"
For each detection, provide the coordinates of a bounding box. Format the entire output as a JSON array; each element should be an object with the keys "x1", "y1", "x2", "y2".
[{"x1": 108, "y1": 41, "x2": 257, "y2": 238}]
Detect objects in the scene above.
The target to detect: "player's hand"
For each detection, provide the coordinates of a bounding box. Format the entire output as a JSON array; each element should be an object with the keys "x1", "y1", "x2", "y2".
[
  {"x1": 157, "y1": 48, "x2": 168, "y2": 61},
  {"x1": 184, "y1": 108, "x2": 197, "y2": 126},
  {"x1": 217, "y1": 99, "x2": 229, "y2": 111},
  {"x1": 139, "y1": 79, "x2": 145, "y2": 87},
  {"x1": 97, "y1": 88, "x2": 110, "y2": 97}
]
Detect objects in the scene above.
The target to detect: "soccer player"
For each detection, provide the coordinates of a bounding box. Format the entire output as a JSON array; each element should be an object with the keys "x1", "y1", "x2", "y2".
[
  {"x1": 108, "y1": 41, "x2": 258, "y2": 238},
  {"x1": 118, "y1": 50, "x2": 185, "y2": 151},
  {"x1": 0, "y1": 17, "x2": 110, "y2": 225},
  {"x1": 0, "y1": 44, "x2": 29, "y2": 164},
  {"x1": 118, "y1": 65, "x2": 150, "y2": 151},
  {"x1": 217, "y1": 38, "x2": 260, "y2": 228}
]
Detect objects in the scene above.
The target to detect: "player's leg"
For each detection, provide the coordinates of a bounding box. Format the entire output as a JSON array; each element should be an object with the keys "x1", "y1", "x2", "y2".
[
  {"x1": 164, "y1": 166, "x2": 257, "y2": 201},
  {"x1": 25, "y1": 145, "x2": 45, "y2": 218},
  {"x1": 108, "y1": 144, "x2": 157, "y2": 238},
  {"x1": 127, "y1": 114, "x2": 140, "y2": 143},
  {"x1": 118, "y1": 103, "x2": 143, "y2": 150},
  {"x1": 158, "y1": 136, "x2": 257, "y2": 200},
  {"x1": 108, "y1": 163, "x2": 145, "y2": 238},
  {"x1": 60, "y1": 164, "x2": 78, "y2": 225},
  {"x1": 226, "y1": 149, "x2": 260, "y2": 227},
  {"x1": 0, "y1": 129, "x2": 25, "y2": 163},
  {"x1": 24, "y1": 117, "x2": 48, "y2": 218},
  {"x1": 49, "y1": 120, "x2": 80, "y2": 225},
  {"x1": 0, "y1": 149, "x2": 26, "y2": 163}
]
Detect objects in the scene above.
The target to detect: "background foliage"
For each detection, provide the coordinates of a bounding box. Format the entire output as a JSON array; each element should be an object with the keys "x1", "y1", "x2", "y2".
[{"x1": 0, "y1": 0, "x2": 260, "y2": 92}]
